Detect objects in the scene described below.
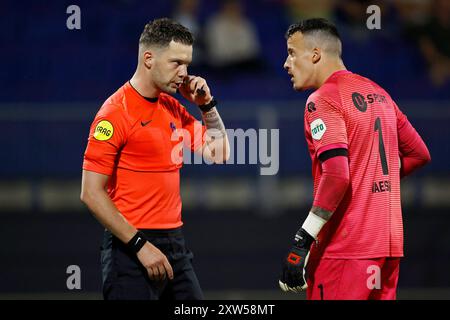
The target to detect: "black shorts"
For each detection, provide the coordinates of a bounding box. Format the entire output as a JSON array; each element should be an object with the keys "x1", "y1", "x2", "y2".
[{"x1": 100, "y1": 227, "x2": 203, "y2": 300}]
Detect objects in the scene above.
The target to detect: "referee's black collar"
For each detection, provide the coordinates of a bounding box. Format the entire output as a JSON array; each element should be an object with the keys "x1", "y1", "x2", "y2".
[{"x1": 128, "y1": 81, "x2": 158, "y2": 103}]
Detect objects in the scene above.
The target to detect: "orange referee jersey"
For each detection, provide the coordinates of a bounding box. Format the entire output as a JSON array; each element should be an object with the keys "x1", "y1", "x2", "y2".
[{"x1": 83, "y1": 82, "x2": 205, "y2": 229}]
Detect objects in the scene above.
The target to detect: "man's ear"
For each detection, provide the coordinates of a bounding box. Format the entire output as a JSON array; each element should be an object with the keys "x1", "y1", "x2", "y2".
[
  {"x1": 312, "y1": 47, "x2": 321, "y2": 64},
  {"x1": 143, "y1": 50, "x2": 154, "y2": 69}
]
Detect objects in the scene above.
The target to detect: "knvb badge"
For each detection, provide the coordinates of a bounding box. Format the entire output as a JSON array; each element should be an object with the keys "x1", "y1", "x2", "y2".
[{"x1": 170, "y1": 122, "x2": 180, "y2": 139}]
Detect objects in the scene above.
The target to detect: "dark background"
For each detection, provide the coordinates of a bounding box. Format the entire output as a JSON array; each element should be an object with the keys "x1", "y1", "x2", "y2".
[{"x1": 0, "y1": 0, "x2": 449, "y2": 299}]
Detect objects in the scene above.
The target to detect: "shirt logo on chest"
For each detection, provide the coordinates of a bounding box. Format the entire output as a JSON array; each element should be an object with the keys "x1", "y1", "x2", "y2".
[
  {"x1": 141, "y1": 120, "x2": 152, "y2": 127},
  {"x1": 307, "y1": 102, "x2": 316, "y2": 113}
]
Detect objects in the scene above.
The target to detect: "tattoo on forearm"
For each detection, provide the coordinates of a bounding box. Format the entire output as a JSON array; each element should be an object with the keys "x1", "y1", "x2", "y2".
[
  {"x1": 311, "y1": 206, "x2": 334, "y2": 221},
  {"x1": 202, "y1": 108, "x2": 226, "y2": 136}
]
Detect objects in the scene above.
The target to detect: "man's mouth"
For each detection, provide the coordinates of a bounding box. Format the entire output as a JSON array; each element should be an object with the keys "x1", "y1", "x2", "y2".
[{"x1": 171, "y1": 82, "x2": 182, "y2": 89}]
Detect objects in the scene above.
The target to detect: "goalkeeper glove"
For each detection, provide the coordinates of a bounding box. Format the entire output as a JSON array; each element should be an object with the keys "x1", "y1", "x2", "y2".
[{"x1": 279, "y1": 228, "x2": 314, "y2": 293}]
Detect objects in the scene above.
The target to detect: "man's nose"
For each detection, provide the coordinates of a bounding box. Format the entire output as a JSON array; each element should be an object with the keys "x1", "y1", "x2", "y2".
[
  {"x1": 283, "y1": 58, "x2": 289, "y2": 71},
  {"x1": 179, "y1": 65, "x2": 188, "y2": 77}
]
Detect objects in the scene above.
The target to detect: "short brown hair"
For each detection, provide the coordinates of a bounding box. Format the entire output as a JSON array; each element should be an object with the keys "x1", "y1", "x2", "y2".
[{"x1": 139, "y1": 18, "x2": 194, "y2": 48}]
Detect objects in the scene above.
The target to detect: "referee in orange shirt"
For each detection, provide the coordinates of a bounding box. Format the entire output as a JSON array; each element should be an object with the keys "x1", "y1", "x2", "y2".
[{"x1": 80, "y1": 18, "x2": 230, "y2": 300}]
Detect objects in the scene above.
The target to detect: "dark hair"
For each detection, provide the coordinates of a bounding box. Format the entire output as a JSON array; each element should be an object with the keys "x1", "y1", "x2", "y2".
[
  {"x1": 139, "y1": 18, "x2": 194, "y2": 48},
  {"x1": 285, "y1": 18, "x2": 341, "y2": 40}
]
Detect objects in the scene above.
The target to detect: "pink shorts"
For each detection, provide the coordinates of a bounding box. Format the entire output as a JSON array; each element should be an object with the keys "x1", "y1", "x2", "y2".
[{"x1": 306, "y1": 257, "x2": 400, "y2": 300}]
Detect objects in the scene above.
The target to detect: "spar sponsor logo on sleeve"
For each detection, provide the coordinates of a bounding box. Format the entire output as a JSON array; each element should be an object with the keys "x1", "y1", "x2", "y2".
[
  {"x1": 94, "y1": 120, "x2": 114, "y2": 141},
  {"x1": 310, "y1": 118, "x2": 326, "y2": 140}
]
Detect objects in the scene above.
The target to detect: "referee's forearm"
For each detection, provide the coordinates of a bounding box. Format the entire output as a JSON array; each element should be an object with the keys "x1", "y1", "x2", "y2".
[
  {"x1": 201, "y1": 107, "x2": 230, "y2": 163},
  {"x1": 201, "y1": 135, "x2": 230, "y2": 163},
  {"x1": 81, "y1": 189, "x2": 136, "y2": 243}
]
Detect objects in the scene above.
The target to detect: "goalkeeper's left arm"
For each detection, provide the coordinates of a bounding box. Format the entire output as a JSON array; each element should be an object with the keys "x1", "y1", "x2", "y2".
[{"x1": 279, "y1": 149, "x2": 350, "y2": 292}]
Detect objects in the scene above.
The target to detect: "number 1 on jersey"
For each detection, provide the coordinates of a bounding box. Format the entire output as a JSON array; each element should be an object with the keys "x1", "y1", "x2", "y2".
[{"x1": 374, "y1": 117, "x2": 389, "y2": 175}]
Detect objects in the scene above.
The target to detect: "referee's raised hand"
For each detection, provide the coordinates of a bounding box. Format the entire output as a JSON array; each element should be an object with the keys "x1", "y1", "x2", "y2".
[
  {"x1": 137, "y1": 242, "x2": 174, "y2": 282},
  {"x1": 178, "y1": 75, "x2": 213, "y2": 106}
]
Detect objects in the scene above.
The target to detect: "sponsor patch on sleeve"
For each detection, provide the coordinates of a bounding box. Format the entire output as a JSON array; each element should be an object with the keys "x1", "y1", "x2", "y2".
[
  {"x1": 310, "y1": 118, "x2": 326, "y2": 140},
  {"x1": 94, "y1": 120, "x2": 114, "y2": 141}
]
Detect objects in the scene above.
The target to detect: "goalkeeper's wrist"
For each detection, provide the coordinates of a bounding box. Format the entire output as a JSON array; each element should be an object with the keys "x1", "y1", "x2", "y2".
[
  {"x1": 293, "y1": 228, "x2": 315, "y2": 249},
  {"x1": 301, "y1": 211, "x2": 327, "y2": 240}
]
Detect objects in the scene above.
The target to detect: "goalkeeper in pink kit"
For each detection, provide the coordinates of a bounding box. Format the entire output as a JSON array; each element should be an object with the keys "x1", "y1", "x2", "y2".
[{"x1": 279, "y1": 18, "x2": 431, "y2": 300}]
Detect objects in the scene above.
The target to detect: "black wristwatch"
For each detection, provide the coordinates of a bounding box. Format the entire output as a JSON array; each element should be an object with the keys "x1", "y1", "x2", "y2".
[
  {"x1": 198, "y1": 98, "x2": 217, "y2": 113},
  {"x1": 127, "y1": 231, "x2": 147, "y2": 254}
]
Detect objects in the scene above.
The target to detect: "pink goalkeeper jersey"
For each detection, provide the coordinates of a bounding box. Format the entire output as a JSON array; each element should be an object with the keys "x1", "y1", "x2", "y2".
[{"x1": 304, "y1": 70, "x2": 404, "y2": 259}]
